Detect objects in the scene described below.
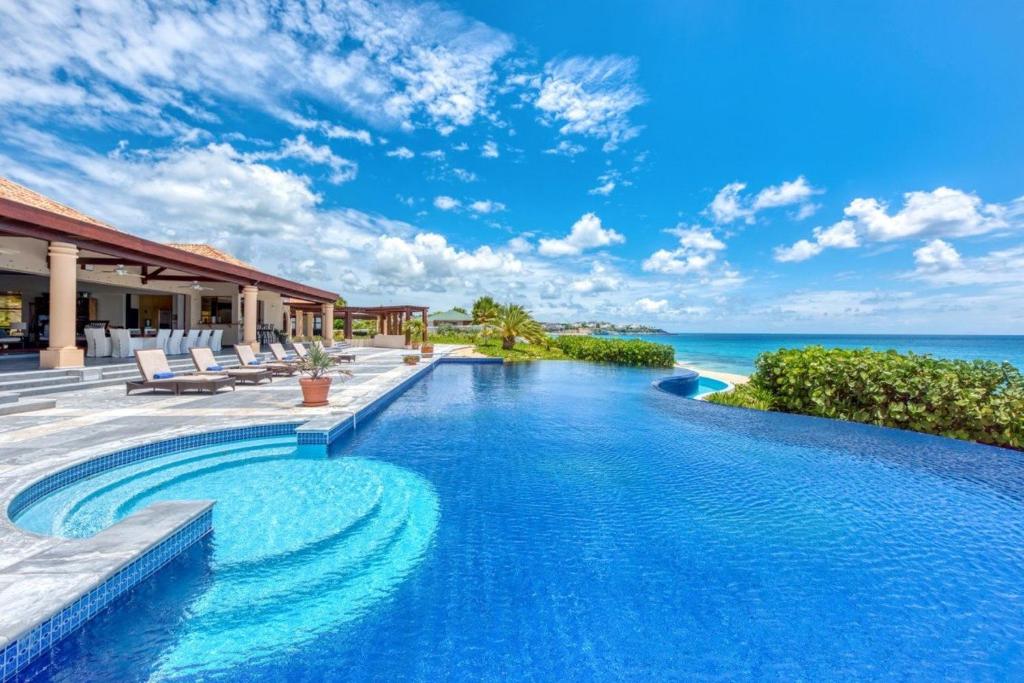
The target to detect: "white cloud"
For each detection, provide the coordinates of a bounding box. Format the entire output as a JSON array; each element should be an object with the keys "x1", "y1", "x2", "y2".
[
  {"x1": 538, "y1": 213, "x2": 625, "y2": 256},
  {"x1": 709, "y1": 182, "x2": 754, "y2": 224},
  {"x1": 0, "y1": 0, "x2": 514, "y2": 136},
  {"x1": 433, "y1": 195, "x2": 460, "y2": 211},
  {"x1": 534, "y1": 55, "x2": 646, "y2": 151},
  {"x1": 753, "y1": 176, "x2": 820, "y2": 210},
  {"x1": 468, "y1": 199, "x2": 505, "y2": 214},
  {"x1": 710, "y1": 176, "x2": 822, "y2": 224},
  {"x1": 322, "y1": 124, "x2": 373, "y2": 145},
  {"x1": 543, "y1": 140, "x2": 586, "y2": 156},
  {"x1": 386, "y1": 146, "x2": 415, "y2": 159},
  {"x1": 642, "y1": 226, "x2": 726, "y2": 274},
  {"x1": 775, "y1": 187, "x2": 1022, "y2": 262},
  {"x1": 773, "y1": 239, "x2": 823, "y2": 263},
  {"x1": 636, "y1": 297, "x2": 669, "y2": 314},
  {"x1": 913, "y1": 239, "x2": 961, "y2": 270},
  {"x1": 452, "y1": 142, "x2": 469, "y2": 152},
  {"x1": 845, "y1": 187, "x2": 1009, "y2": 241},
  {"x1": 253, "y1": 134, "x2": 357, "y2": 184},
  {"x1": 481, "y1": 140, "x2": 499, "y2": 158},
  {"x1": 452, "y1": 167, "x2": 478, "y2": 182},
  {"x1": 373, "y1": 232, "x2": 524, "y2": 281},
  {"x1": 422, "y1": 149, "x2": 446, "y2": 160},
  {"x1": 506, "y1": 236, "x2": 533, "y2": 253},
  {"x1": 569, "y1": 263, "x2": 620, "y2": 294},
  {"x1": 588, "y1": 180, "x2": 615, "y2": 196}
]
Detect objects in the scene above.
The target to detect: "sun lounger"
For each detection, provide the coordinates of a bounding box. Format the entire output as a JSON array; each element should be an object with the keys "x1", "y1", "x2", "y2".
[
  {"x1": 269, "y1": 342, "x2": 301, "y2": 366},
  {"x1": 128, "y1": 348, "x2": 235, "y2": 395},
  {"x1": 234, "y1": 344, "x2": 296, "y2": 377},
  {"x1": 313, "y1": 340, "x2": 356, "y2": 363},
  {"x1": 193, "y1": 347, "x2": 272, "y2": 385}
]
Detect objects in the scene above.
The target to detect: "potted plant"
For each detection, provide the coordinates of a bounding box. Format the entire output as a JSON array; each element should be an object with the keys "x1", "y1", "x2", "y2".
[
  {"x1": 421, "y1": 340, "x2": 434, "y2": 357},
  {"x1": 402, "y1": 354, "x2": 420, "y2": 365},
  {"x1": 298, "y1": 343, "x2": 352, "y2": 407}
]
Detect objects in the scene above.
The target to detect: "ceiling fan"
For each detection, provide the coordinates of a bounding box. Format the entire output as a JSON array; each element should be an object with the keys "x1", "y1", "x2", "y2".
[
  {"x1": 190, "y1": 280, "x2": 214, "y2": 291},
  {"x1": 94, "y1": 263, "x2": 144, "y2": 278}
]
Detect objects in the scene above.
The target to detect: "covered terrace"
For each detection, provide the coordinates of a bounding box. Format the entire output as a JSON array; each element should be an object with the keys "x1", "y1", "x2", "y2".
[{"x1": 0, "y1": 177, "x2": 339, "y2": 369}]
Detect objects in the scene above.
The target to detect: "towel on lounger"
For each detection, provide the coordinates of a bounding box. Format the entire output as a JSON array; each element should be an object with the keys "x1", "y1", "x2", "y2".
[
  {"x1": 154, "y1": 371, "x2": 175, "y2": 379},
  {"x1": 207, "y1": 365, "x2": 223, "y2": 371},
  {"x1": 248, "y1": 360, "x2": 261, "y2": 366}
]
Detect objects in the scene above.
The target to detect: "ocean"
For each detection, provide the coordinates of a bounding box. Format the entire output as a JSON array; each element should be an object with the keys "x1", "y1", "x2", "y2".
[{"x1": 616, "y1": 333, "x2": 1024, "y2": 376}]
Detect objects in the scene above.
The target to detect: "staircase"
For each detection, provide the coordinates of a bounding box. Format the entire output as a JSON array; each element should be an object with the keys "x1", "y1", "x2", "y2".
[{"x1": 0, "y1": 352, "x2": 243, "y2": 416}]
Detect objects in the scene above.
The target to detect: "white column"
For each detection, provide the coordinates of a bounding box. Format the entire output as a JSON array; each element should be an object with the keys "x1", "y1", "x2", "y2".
[
  {"x1": 242, "y1": 285, "x2": 258, "y2": 350},
  {"x1": 39, "y1": 242, "x2": 84, "y2": 369}
]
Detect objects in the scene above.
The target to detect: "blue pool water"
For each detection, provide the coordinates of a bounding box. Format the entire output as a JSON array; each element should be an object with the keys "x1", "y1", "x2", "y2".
[
  {"x1": 15, "y1": 362, "x2": 1024, "y2": 680},
  {"x1": 618, "y1": 333, "x2": 1024, "y2": 375}
]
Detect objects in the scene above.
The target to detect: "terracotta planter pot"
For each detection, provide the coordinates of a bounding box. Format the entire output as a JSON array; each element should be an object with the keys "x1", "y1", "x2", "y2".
[
  {"x1": 421, "y1": 343, "x2": 434, "y2": 357},
  {"x1": 403, "y1": 355, "x2": 419, "y2": 365},
  {"x1": 299, "y1": 376, "x2": 332, "y2": 407}
]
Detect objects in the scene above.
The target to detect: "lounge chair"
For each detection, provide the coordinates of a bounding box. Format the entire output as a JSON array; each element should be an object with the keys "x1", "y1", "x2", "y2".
[
  {"x1": 269, "y1": 342, "x2": 300, "y2": 366},
  {"x1": 127, "y1": 349, "x2": 235, "y2": 395},
  {"x1": 313, "y1": 340, "x2": 356, "y2": 363},
  {"x1": 192, "y1": 347, "x2": 273, "y2": 385},
  {"x1": 235, "y1": 344, "x2": 296, "y2": 377}
]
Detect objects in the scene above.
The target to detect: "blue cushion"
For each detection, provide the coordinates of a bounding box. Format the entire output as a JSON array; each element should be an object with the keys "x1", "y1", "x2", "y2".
[
  {"x1": 206, "y1": 364, "x2": 223, "y2": 371},
  {"x1": 153, "y1": 371, "x2": 175, "y2": 379},
  {"x1": 247, "y1": 360, "x2": 261, "y2": 366}
]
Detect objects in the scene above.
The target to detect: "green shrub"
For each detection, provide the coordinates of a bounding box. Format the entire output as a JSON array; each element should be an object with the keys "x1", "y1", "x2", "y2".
[
  {"x1": 752, "y1": 346, "x2": 1023, "y2": 449},
  {"x1": 705, "y1": 382, "x2": 776, "y2": 410},
  {"x1": 554, "y1": 336, "x2": 675, "y2": 368}
]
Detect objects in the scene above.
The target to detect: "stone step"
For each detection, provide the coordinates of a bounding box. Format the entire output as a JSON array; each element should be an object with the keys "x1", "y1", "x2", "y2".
[{"x1": 0, "y1": 397, "x2": 57, "y2": 416}]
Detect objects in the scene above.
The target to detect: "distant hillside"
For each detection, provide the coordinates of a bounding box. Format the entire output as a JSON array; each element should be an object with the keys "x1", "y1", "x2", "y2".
[{"x1": 541, "y1": 321, "x2": 667, "y2": 335}]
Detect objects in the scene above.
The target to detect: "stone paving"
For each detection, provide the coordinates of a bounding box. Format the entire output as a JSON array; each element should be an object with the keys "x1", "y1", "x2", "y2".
[{"x1": 0, "y1": 344, "x2": 467, "y2": 657}]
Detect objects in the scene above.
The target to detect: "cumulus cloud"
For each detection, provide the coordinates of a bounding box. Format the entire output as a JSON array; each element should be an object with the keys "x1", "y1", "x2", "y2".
[
  {"x1": 468, "y1": 199, "x2": 506, "y2": 214},
  {"x1": 533, "y1": 55, "x2": 646, "y2": 151},
  {"x1": 386, "y1": 146, "x2": 415, "y2": 159},
  {"x1": 913, "y1": 239, "x2": 961, "y2": 270},
  {"x1": 569, "y1": 263, "x2": 621, "y2": 294},
  {"x1": 635, "y1": 297, "x2": 669, "y2": 314},
  {"x1": 642, "y1": 226, "x2": 726, "y2": 274},
  {"x1": 709, "y1": 176, "x2": 822, "y2": 225},
  {"x1": 323, "y1": 124, "x2": 373, "y2": 145},
  {"x1": 433, "y1": 195, "x2": 460, "y2": 211},
  {"x1": 251, "y1": 134, "x2": 357, "y2": 184},
  {"x1": 480, "y1": 140, "x2": 499, "y2": 158},
  {"x1": 538, "y1": 213, "x2": 625, "y2": 257},
  {"x1": 774, "y1": 187, "x2": 1022, "y2": 262}
]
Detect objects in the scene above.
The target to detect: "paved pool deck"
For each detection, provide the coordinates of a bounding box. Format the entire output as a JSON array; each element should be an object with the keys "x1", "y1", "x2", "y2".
[{"x1": 0, "y1": 344, "x2": 469, "y2": 677}]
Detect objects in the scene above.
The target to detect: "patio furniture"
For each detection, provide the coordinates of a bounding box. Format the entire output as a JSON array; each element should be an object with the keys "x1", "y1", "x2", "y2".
[
  {"x1": 127, "y1": 349, "x2": 235, "y2": 395},
  {"x1": 269, "y1": 342, "x2": 300, "y2": 366},
  {"x1": 181, "y1": 329, "x2": 200, "y2": 354},
  {"x1": 85, "y1": 328, "x2": 112, "y2": 357},
  {"x1": 154, "y1": 329, "x2": 171, "y2": 354},
  {"x1": 210, "y1": 329, "x2": 224, "y2": 352},
  {"x1": 235, "y1": 343, "x2": 296, "y2": 376},
  {"x1": 191, "y1": 347, "x2": 272, "y2": 384},
  {"x1": 167, "y1": 329, "x2": 184, "y2": 355},
  {"x1": 197, "y1": 329, "x2": 212, "y2": 348},
  {"x1": 313, "y1": 340, "x2": 356, "y2": 362}
]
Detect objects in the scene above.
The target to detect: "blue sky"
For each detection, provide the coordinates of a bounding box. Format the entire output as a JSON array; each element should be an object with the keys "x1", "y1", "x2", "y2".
[{"x1": 1, "y1": 0, "x2": 1022, "y2": 332}]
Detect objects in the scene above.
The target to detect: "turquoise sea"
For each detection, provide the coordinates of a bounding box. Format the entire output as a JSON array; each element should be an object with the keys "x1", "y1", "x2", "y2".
[{"x1": 618, "y1": 334, "x2": 1024, "y2": 376}]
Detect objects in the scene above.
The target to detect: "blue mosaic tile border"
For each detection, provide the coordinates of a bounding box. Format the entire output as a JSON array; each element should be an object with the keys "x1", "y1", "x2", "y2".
[
  {"x1": 437, "y1": 356, "x2": 504, "y2": 365},
  {"x1": 1, "y1": 509, "x2": 213, "y2": 682},
  {"x1": 8, "y1": 423, "x2": 301, "y2": 521}
]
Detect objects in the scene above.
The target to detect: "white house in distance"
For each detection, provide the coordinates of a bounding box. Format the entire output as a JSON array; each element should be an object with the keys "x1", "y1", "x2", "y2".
[{"x1": 0, "y1": 177, "x2": 339, "y2": 368}]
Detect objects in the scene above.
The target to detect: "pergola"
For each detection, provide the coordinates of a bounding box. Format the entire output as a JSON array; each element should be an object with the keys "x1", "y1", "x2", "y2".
[{"x1": 287, "y1": 303, "x2": 430, "y2": 343}]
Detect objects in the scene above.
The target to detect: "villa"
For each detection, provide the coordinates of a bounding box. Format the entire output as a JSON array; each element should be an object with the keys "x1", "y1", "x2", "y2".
[{"x1": 0, "y1": 177, "x2": 345, "y2": 369}]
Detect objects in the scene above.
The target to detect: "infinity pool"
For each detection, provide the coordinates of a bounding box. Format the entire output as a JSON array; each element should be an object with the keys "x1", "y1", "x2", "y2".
[{"x1": 15, "y1": 362, "x2": 1024, "y2": 680}]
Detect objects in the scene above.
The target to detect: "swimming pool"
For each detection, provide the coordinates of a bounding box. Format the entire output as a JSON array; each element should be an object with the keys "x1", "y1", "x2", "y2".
[{"x1": 14, "y1": 362, "x2": 1024, "y2": 679}]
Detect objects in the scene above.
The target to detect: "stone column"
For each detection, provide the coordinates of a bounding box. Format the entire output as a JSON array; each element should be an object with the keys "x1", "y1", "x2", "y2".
[
  {"x1": 322, "y1": 303, "x2": 335, "y2": 346},
  {"x1": 305, "y1": 311, "x2": 314, "y2": 339},
  {"x1": 40, "y1": 242, "x2": 85, "y2": 369},
  {"x1": 421, "y1": 310, "x2": 429, "y2": 342},
  {"x1": 344, "y1": 312, "x2": 353, "y2": 340},
  {"x1": 242, "y1": 285, "x2": 259, "y2": 351}
]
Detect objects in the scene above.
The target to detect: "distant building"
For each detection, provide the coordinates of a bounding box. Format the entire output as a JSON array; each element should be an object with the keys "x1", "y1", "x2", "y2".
[{"x1": 429, "y1": 309, "x2": 474, "y2": 327}]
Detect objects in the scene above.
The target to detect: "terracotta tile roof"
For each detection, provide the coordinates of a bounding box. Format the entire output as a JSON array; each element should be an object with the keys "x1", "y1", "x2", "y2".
[
  {"x1": 0, "y1": 176, "x2": 117, "y2": 230},
  {"x1": 167, "y1": 243, "x2": 256, "y2": 269}
]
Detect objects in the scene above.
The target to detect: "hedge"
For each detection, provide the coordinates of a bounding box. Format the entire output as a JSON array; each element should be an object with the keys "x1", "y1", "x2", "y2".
[
  {"x1": 751, "y1": 346, "x2": 1023, "y2": 449},
  {"x1": 554, "y1": 335, "x2": 675, "y2": 368}
]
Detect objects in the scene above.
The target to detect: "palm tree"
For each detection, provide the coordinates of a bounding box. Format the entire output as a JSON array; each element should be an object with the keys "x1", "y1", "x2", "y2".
[
  {"x1": 488, "y1": 303, "x2": 546, "y2": 350},
  {"x1": 471, "y1": 296, "x2": 499, "y2": 325}
]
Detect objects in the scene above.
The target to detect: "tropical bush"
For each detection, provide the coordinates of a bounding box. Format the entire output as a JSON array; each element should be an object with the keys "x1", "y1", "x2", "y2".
[
  {"x1": 705, "y1": 382, "x2": 776, "y2": 410},
  {"x1": 485, "y1": 303, "x2": 547, "y2": 349},
  {"x1": 471, "y1": 296, "x2": 499, "y2": 325},
  {"x1": 554, "y1": 336, "x2": 675, "y2": 368},
  {"x1": 746, "y1": 346, "x2": 1023, "y2": 449}
]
